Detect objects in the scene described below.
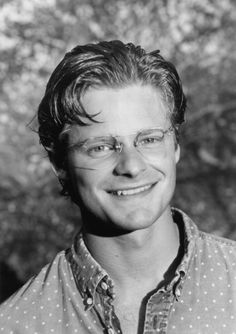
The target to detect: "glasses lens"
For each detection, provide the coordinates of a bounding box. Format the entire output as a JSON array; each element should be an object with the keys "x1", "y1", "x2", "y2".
[
  {"x1": 137, "y1": 129, "x2": 164, "y2": 148},
  {"x1": 69, "y1": 128, "x2": 171, "y2": 170},
  {"x1": 84, "y1": 137, "x2": 115, "y2": 159}
]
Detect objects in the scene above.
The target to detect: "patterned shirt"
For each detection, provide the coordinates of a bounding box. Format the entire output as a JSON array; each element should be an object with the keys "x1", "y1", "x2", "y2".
[{"x1": 1, "y1": 208, "x2": 236, "y2": 334}]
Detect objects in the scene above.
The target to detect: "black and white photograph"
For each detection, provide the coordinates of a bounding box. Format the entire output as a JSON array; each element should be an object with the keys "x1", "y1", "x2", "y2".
[{"x1": 0, "y1": 1, "x2": 236, "y2": 333}]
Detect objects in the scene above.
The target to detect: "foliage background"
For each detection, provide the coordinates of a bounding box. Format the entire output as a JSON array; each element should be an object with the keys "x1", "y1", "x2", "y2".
[{"x1": 0, "y1": 0, "x2": 236, "y2": 300}]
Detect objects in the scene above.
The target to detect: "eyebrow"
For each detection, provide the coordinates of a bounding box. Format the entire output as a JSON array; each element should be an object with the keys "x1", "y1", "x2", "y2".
[{"x1": 67, "y1": 135, "x2": 115, "y2": 150}]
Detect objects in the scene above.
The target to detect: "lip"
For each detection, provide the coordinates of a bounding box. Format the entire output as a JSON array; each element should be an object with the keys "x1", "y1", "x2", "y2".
[{"x1": 107, "y1": 182, "x2": 157, "y2": 197}]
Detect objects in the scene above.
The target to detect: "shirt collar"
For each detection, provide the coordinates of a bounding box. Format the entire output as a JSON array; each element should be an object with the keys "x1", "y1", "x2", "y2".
[
  {"x1": 172, "y1": 207, "x2": 199, "y2": 275},
  {"x1": 67, "y1": 208, "x2": 200, "y2": 302},
  {"x1": 166, "y1": 207, "x2": 199, "y2": 299},
  {"x1": 67, "y1": 232, "x2": 109, "y2": 303}
]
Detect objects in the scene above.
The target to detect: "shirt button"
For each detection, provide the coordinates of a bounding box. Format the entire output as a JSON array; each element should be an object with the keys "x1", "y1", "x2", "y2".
[
  {"x1": 86, "y1": 297, "x2": 93, "y2": 305},
  {"x1": 101, "y1": 282, "x2": 108, "y2": 290},
  {"x1": 107, "y1": 328, "x2": 114, "y2": 334}
]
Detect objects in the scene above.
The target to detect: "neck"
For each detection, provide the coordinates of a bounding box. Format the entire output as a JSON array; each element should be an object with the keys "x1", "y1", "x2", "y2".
[{"x1": 82, "y1": 207, "x2": 182, "y2": 292}]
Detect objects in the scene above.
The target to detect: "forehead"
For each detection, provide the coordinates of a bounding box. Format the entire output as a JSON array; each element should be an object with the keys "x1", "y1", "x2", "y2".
[{"x1": 69, "y1": 84, "x2": 170, "y2": 140}]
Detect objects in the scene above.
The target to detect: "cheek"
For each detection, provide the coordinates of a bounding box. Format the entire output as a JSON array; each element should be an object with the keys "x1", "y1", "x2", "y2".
[
  {"x1": 158, "y1": 152, "x2": 177, "y2": 184},
  {"x1": 69, "y1": 172, "x2": 99, "y2": 211},
  {"x1": 151, "y1": 149, "x2": 177, "y2": 175},
  {"x1": 168, "y1": 156, "x2": 177, "y2": 177},
  {"x1": 69, "y1": 167, "x2": 104, "y2": 200}
]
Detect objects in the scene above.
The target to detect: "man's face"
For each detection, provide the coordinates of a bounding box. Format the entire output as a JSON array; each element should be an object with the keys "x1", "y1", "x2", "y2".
[{"x1": 65, "y1": 84, "x2": 180, "y2": 233}]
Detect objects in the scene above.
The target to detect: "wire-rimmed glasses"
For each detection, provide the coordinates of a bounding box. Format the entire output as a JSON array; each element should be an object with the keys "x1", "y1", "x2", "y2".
[{"x1": 67, "y1": 126, "x2": 174, "y2": 169}]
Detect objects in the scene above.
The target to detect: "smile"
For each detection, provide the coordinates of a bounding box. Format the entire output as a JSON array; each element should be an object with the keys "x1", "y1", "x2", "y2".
[{"x1": 110, "y1": 184, "x2": 153, "y2": 196}]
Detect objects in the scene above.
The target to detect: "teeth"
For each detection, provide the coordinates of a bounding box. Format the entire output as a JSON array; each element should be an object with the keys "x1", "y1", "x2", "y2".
[{"x1": 113, "y1": 185, "x2": 152, "y2": 196}]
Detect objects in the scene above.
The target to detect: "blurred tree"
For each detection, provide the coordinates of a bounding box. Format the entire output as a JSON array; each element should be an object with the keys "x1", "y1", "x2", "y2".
[{"x1": 0, "y1": 0, "x2": 236, "y2": 298}]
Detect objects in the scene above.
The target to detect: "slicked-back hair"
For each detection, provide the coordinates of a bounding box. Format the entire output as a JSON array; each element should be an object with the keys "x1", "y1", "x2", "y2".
[{"x1": 37, "y1": 40, "x2": 186, "y2": 200}]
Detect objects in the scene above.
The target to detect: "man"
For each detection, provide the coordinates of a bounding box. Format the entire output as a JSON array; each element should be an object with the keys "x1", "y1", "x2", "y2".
[{"x1": 1, "y1": 40, "x2": 236, "y2": 333}]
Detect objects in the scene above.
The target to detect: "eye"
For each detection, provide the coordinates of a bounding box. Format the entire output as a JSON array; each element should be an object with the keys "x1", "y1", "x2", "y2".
[
  {"x1": 87, "y1": 143, "x2": 114, "y2": 158},
  {"x1": 143, "y1": 137, "x2": 160, "y2": 143},
  {"x1": 139, "y1": 135, "x2": 163, "y2": 146},
  {"x1": 89, "y1": 144, "x2": 112, "y2": 153}
]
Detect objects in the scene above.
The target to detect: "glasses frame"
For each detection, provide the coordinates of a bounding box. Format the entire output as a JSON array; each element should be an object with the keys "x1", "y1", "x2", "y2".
[{"x1": 68, "y1": 125, "x2": 174, "y2": 160}]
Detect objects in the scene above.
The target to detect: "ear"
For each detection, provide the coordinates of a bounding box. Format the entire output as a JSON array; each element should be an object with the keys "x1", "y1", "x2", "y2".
[{"x1": 175, "y1": 144, "x2": 180, "y2": 164}]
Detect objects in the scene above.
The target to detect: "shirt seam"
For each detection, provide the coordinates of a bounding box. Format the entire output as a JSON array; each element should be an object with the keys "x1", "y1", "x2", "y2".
[{"x1": 199, "y1": 231, "x2": 236, "y2": 247}]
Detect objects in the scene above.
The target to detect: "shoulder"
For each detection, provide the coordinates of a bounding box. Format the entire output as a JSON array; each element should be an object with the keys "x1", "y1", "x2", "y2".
[
  {"x1": 199, "y1": 230, "x2": 236, "y2": 249},
  {"x1": 0, "y1": 250, "x2": 70, "y2": 322},
  {"x1": 196, "y1": 230, "x2": 236, "y2": 266},
  {"x1": 174, "y1": 207, "x2": 236, "y2": 260},
  {"x1": 175, "y1": 207, "x2": 236, "y2": 258},
  {"x1": 0, "y1": 249, "x2": 87, "y2": 333}
]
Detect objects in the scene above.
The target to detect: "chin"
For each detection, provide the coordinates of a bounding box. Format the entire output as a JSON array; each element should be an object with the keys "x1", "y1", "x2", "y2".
[{"x1": 111, "y1": 209, "x2": 158, "y2": 232}]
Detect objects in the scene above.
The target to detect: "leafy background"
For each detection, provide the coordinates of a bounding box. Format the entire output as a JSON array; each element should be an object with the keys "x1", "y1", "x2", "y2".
[{"x1": 0, "y1": 0, "x2": 236, "y2": 301}]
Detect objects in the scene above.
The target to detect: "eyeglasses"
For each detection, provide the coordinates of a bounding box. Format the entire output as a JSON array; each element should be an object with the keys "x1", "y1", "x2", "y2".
[{"x1": 68, "y1": 126, "x2": 174, "y2": 169}]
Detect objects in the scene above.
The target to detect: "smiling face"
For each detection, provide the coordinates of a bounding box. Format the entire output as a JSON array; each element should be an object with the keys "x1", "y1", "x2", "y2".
[{"x1": 64, "y1": 84, "x2": 180, "y2": 234}]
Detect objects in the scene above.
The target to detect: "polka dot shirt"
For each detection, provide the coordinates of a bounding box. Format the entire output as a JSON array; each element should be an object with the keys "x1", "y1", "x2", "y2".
[{"x1": 0, "y1": 208, "x2": 236, "y2": 333}]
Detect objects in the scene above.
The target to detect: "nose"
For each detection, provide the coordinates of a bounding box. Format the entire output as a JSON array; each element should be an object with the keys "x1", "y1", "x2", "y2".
[{"x1": 113, "y1": 145, "x2": 147, "y2": 177}]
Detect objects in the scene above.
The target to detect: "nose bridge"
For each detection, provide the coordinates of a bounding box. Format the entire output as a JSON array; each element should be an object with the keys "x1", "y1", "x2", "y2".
[{"x1": 114, "y1": 140, "x2": 147, "y2": 176}]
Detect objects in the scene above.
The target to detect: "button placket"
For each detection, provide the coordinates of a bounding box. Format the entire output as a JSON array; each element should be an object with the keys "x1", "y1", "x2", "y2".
[
  {"x1": 101, "y1": 281, "x2": 109, "y2": 291},
  {"x1": 86, "y1": 297, "x2": 93, "y2": 305},
  {"x1": 143, "y1": 288, "x2": 176, "y2": 333},
  {"x1": 95, "y1": 279, "x2": 121, "y2": 334}
]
